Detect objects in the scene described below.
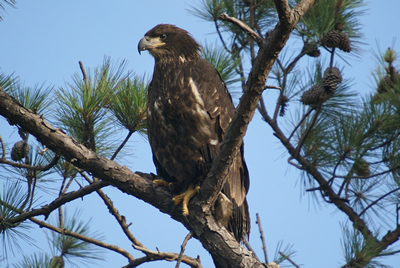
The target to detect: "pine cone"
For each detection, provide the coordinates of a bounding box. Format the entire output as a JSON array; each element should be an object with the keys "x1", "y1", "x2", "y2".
[
  {"x1": 308, "y1": 48, "x2": 321, "y2": 57},
  {"x1": 323, "y1": 30, "x2": 341, "y2": 48},
  {"x1": 338, "y1": 32, "x2": 351, "y2": 52},
  {"x1": 335, "y1": 21, "x2": 344, "y2": 31},
  {"x1": 323, "y1": 67, "x2": 342, "y2": 95},
  {"x1": 377, "y1": 76, "x2": 393, "y2": 93},
  {"x1": 301, "y1": 85, "x2": 324, "y2": 106},
  {"x1": 279, "y1": 95, "x2": 289, "y2": 116},
  {"x1": 11, "y1": 141, "x2": 29, "y2": 161},
  {"x1": 303, "y1": 43, "x2": 321, "y2": 57},
  {"x1": 354, "y1": 158, "x2": 370, "y2": 178}
]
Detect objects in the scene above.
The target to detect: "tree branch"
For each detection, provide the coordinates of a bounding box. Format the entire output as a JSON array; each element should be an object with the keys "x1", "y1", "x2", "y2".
[
  {"x1": 176, "y1": 232, "x2": 193, "y2": 268},
  {"x1": 219, "y1": 13, "x2": 264, "y2": 46},
  {"x1": 128, "y1": 244, "x2": 202, "y2": 268},
  {"x1": 200, "y1": 0, "x2": 316, "y2": 215},
  {"x1": 30, "y1": 217, "x2": 134, "y2": 261},
  {"x1": 0, "y1": 1, "x2": 318, "y2": 265},
  {"x1": 256, "y1": 213, "x2": 268, "y2": 263},
  {"x1": 0, "y1": 86, "x2": 263, "y2": 267},
  {"x1": 5, "y1": 180, "x2": 109, "y2": 224}
]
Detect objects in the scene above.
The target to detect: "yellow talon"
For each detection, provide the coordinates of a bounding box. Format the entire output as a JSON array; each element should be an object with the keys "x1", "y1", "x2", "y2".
[
  {"x1": 153, "y1": 179, "x2": 170, "y2": 188},
  {"x1": 172, "y1": 184, "x2": 200, "y2": 215}
]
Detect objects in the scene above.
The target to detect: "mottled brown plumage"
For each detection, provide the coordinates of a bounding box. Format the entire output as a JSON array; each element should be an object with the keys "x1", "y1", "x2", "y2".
[{"x1": 138, "y1": 24, "x2": 250, "y2": 242}]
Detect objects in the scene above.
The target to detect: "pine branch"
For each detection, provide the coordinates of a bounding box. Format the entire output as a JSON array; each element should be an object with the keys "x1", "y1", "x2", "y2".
[
  {"x1": 256, "y1": 213, "x2": 269, "y2": 263},
  {"x1": 0, "y1": 136, "x2": 60, "y2": 170},
  {"x1": 29, "y1": 217, "x2": 134, "y2": 262},
  {"x1": 0, "y1": 1, "x2": 319, "y2": 265},
  {"x1": 219, "y1": 13, "x2": 264, "y2": 46},
  {"x1": 200, "y1": 0, "x2": 316, "y2": 211},
  {"x1": 127, "y1": 244, "x2": 202, "y2": 268},
  {"x1": 279, "y1": 251, "x2": 300, "y2": 268},
  {"x1": 5, "y1": 180, "x2": 109, "y2": 224},
  {"x1": 0, "y1": 87, "x2": 263, "y2": 267},
  {"x1": 175, "y1": 231, "x2": 193, "y2": 268},
  {"x1": 111, "y1": 130, "x2": 134, "y2": 161}
]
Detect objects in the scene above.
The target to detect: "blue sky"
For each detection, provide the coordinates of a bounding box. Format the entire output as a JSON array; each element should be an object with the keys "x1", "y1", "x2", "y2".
[{"x1": 1, "y1": 1, "x2": 400, "y2": 267}]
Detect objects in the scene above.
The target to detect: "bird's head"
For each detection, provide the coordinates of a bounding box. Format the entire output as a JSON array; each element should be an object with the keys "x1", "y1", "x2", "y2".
[{"x1": 138, "y1": 24, "x2": 200, "y2": 62}]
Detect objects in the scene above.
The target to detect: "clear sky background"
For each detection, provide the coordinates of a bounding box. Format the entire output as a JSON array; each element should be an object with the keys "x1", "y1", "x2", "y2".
[{"x1": 1, "y1": 1, "x2": 400, "y2": 267}]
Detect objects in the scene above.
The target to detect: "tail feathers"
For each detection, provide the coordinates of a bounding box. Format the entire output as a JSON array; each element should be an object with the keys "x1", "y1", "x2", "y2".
[{"x1": 228, "y1": 198, "x2": 250, "y2": 242}]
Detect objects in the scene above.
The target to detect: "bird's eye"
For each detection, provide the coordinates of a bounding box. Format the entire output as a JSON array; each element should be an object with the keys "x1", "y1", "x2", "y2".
[{"x1": 161, "y1": 34, "x2": 167, "y2": 40}]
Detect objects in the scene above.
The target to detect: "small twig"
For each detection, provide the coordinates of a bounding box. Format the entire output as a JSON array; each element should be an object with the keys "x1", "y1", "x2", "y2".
[
  {"x1": 78, "y1": 169, "x2": 144, "y2": 247},
  {"x1": 30, "y1": 217, "x2": 134, "y2": 261},
  {"x1": 279, "y1": 251, "x2": 301, "y2": 268},
  {"x1": 0, "y1": 154, "x2": 60, "y2": 171},
  {"x1": 256, "y1": 213, "x2": 268, "y2": 263},
  {"x1": 38, "y1": 147, "x2": 48, "y2": 155},
  {"x1": 131, "y1": 244, "x2": 202, "y2": 268},
  {"x1": 219, "y1": 13, "x2": 264, "y2": 46},
  {"x1": 175, "y1": 231, "x2": 193, "y2": 268},
  {"x1": 79, "y1": 61, "x2": 89, "y2": 89},
  {"x1": 243, "y1": 237, "x2": 260, "y2": 262},
  {"x1": 329, "y1": 47, "x2": 336, "y2": 69},
  {"x1": 6, "y1": 180, "x2": 109, "y2": 224},
  {"x1": 287, "y1": 157, "x2": 303, "y2": 169},
  {"x1": 257, "y1": 96, "x2": 269, "y2": 122},
  {"x1": 294, "y1": 105, "x2": 322, "y2": 157},
  {"x1": 214, "y1": 20, "x2": 231, "y2": 53},
  {"x1": 0, "y1": 135, "x2": 6, "y2": 159},
  {"x1": 359, "y1": 188, "x2": 400, "y2": 217},
  {"x1": 265, "y1": 85, "x2": 282, "y2": 90},
  {"x1": 111, "y1": 130, "x2": 134, "y2": 161},
  {"x1": 288, "y1": 108, "x2": 314, "y2": 141},
  {"x1": 62, "y1": 177, "x2": 75, "y2": 194}
]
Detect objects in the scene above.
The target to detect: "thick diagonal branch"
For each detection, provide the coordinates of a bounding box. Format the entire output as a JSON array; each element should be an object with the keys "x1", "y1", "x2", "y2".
[
  {"x1": 200, "y1": 0, "x2": 316, "y2": 208},
  {"x1": 0, "y1": 86, "x2": 262, "y2": 267}
]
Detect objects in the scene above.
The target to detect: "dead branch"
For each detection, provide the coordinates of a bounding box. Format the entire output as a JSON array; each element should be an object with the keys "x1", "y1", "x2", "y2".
[
  {"x1": 30, "y1": 217, "x2": 134, "y2": 261},
  {"x1": 6, "y1": 180, "x2": 109, "y2": 223},
  {"x1": 129, "y1": 244, "x2": 201, "y2": 268},
  {"x1": 176, "y1": 231, "x2": 193, "y2": 268},
  {"x1": 219, "y1": 13, "x2": 264, "y2": 46},
  {"x1": 256, "y1": 213, "x2": 268, "y2": 263}
]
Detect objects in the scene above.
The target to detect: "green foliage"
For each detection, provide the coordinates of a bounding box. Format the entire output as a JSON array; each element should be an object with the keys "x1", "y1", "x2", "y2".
[
  {"x1": 189, "y1": 0, "x2": 277, "y2": 50},
  {"x1": 0, "y1": 70, "x2": 18, "y2": 93},
  {"x1": 0, "y1": 181, "x2": 34, "y2": 257},
  {"x1": 201, "y1": 42, "x2": 243, "y2": 86},
  {"x1": 296, "y1": 0, "x2": 365, "y2": 47},
  {"x1": 55, "y1": 57, "x2": 127, "y2": 156},
  {"x1": 0, "y1": 0, "x2": 16, "y2": 21},
  {"x1": 13, "y1": 253, "x2": 52, "y2": 268},
  {"x1": 47, "y1": 209, "x2": 105, "y2": 266},
  {"x1": 0, "y1": 71, "x2": 52, "y2": 116},
  {"x1": 272, "y1": 240, "x2": 297, "y2": 267},
  {"x1": 341, "y1": 224, "x2": 398, "y2": 268},
  {"x1": 108, "y1": 74, "x2": 148, "y2": 136},
  {"x1": 11, "y1": 83, "x2": 53, "y2": 116}
]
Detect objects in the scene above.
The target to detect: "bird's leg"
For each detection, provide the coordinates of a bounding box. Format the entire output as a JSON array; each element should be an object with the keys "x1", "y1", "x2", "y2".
[
  {"x1": 172, "y1": 184, "x2": 200, "y2": 215},
  {"x1": 153, "y1": 179, "x2": 176, "y2": 192}
]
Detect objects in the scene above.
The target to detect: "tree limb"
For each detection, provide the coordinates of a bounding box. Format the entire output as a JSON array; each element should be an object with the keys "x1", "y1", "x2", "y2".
[
  {"x1": 0, "y1": 86, "x2": 263, "y2": 267},
  {"x1": 0, "y1": 1, "x2": 318, "y2": 266},
  {"x1": 127, "y1": 244, "x2": 202, "y2": 268},
  {"x1": 219, "y1": 13, "x2": 264, "y2": 46},
  {"x1": 30, "y1": 217, "x2": 134, "y2": 261}
]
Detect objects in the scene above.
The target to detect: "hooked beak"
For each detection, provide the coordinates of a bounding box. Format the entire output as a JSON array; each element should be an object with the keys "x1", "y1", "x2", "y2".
[{"x1": 138, "y1": 36, "x2": 165, "y2": 54}]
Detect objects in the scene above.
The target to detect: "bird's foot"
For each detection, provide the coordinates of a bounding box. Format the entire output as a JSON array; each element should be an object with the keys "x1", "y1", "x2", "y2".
[
  {"x1": 152, "y1": 179, "x2": 176, "y2": 192},
  {"x1": 172, "y1": 184, "x2": 200, "y2": 215}
]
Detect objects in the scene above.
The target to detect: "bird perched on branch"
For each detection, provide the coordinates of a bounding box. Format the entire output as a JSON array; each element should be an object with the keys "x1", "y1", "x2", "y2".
[{"x1": 138, "y1": 24, "x2": 250, "y2": 243}]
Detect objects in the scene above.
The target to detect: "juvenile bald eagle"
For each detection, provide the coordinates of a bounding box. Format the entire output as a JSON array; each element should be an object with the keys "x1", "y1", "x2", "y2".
[{"x1": 138, "y1": 24, "x2": 250, "y2": 242}]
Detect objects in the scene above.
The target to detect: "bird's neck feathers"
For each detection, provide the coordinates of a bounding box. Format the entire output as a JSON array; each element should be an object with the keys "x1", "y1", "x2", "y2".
[{"x1": 154, "y1": 50, "x2": 200, "y2": 66}]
